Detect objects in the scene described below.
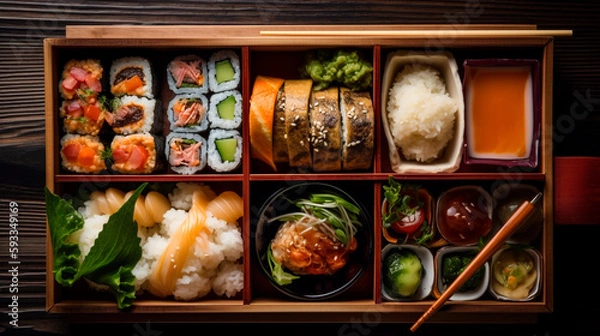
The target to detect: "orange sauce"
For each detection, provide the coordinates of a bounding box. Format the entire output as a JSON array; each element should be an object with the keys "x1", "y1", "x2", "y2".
[{"x1": 467, "y1": 67, "x2": 532, "y2": 159}]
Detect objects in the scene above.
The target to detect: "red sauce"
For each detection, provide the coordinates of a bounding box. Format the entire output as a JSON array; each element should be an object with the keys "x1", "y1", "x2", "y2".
[{"x1": 437, "y1": 188, "x2": 492, "y2": 245}]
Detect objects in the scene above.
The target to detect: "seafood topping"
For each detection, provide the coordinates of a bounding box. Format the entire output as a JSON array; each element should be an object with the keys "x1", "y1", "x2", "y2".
[
  {"x1": 266, "y1": 193, "x2": 362, "y2": 285},
  {"x1": 271, "y1": 219, "x2": 357, "y2": 276},
  {"x1": 114, "y1": 67, "x2": 145, "y2": 85},
  {"x1": 110, "y1": 104, "x2": 144, "y2": 127},
  {"x1": 174, "y1": 98, "x2": 205, "y2": 127},
  {"x1": 169, "y1": 59, "x2": 204, "y2": 87},
  {"x1": 169, "y1": 139, "x2": 201, "y2": 167}
]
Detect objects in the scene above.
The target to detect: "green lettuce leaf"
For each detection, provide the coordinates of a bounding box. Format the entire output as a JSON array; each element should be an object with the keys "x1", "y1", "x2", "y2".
[
  {"x1": 44, "y1": 183, "x2": 147, "y2": 310},
  {"x1": 44, "y1": 187, "x2": 84, "y2": 286}
]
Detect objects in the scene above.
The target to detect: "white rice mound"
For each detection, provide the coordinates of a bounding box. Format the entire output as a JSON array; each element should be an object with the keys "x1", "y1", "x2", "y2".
[
  {"x1": 74, "y1": 182, "x2": 244, "y2": 300},
  {"x1": 386, "y1": 63, "x2": 457, "y2": 163}
]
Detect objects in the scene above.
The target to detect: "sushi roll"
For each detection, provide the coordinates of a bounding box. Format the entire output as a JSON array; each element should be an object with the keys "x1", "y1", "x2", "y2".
[
  {"x1": 166, "y1": 54, "x2": 208, "y2": 94},
  {"x1": 60, "y1": 134, "x2": 107, "y2": 174},
  {"x1": 106, "y1": 96, "x2": 160, "y2": 135},
  {"x1": 208, "y1": 89, "x2": 242, "y2": 130},
  {"x1": 59, "y1": 59, "x2": 103, "y2": 101},
  {"x1": 59, "y1": 98, "x2": 107, "y2": 136},
  {"x1": 167, "y1": 93, "x2": 209, "y2": 133},
  {"x1": 110, "y1": 133, "x2": 163, "y2": 174},
  {"x1": 165, "y1": 132, "x2": 207, "y2": 174},
  {"x1": 207, "y1": 129, "x2": 242, "y2": 172},
  {"x1": 208, "y1": 49, "x2": 240, "y2": 93},
  {"x1": 110, "y1": 57, "x2": 154, "y2": 98}
]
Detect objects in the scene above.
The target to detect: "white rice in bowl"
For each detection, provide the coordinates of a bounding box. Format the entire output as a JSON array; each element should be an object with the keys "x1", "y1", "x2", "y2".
[{"x1": 386, "y1": 63, "x2": 457, "y2": 163}]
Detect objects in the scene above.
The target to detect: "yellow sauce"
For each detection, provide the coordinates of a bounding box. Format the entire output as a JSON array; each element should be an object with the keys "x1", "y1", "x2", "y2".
[
  {"x1": 491, "y1": 248, "x2": 537, "y2": 300},
  {"x1": 466, "y1": 66, "x2": 533, "y2": 159}
]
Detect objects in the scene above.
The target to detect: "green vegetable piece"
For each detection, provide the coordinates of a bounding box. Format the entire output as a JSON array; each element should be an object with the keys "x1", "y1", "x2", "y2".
[
  {"x1": 45, "y1": 183, "x2": 147, "y2": 310},
  {"x1": 215, "y1": 137, "x2": 237, "y2": 162},
  {"x1": 301, "y1": 49, "x2": 373, "y2": 91},
  {"x1": 266, "y1": 243, "x2": 300, "y2": 286},
  {"x1": 442, "y1": 253, "x2": 484, "y2": 292},
  {"x1": 383, "y1": 249, "x2": 423, "y2": 297},
  {"x1": 217, "y1": 95, "x2": 236, "y2": 120},
  {"x1": 215, "y1": 59, "x2": 235, "y2": 84}
]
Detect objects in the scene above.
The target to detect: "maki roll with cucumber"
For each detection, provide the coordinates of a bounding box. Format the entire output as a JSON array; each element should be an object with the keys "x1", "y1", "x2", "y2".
[
  {"x1": 208, "y1": 49, "x2": 240, "y2": 92},
  {"x1": 165, "y1": 132, "x2": 207, "y2": 174},
  {"x1": 167, "y1": 54, "x2": 208, "y2": 94},
  {"x1": 208, "y1": 89, "x2": 242, "y2": 130},
  {"x1": 207, "y1": 129, "x2": 242, "y2": 172}
]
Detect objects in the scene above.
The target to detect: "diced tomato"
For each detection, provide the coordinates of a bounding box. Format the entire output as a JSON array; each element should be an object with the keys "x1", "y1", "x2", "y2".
[
  {"x1": 62, "y1": 143, "x2": 80, "y2": 162},
  {"x1": 61, "y1": 76, "x2": 79, "y2": 91},
  {"x1": 122, "y1": 75, "x2": 144, "y2": 93},
  {"x1": 390, "y1": 208, "x2": 425, "y2": 235},
  {"x1": 112, "y1": 149, "x2": 129, "y2": 163},
  {"x1": 128, "y1": 145, "x2": 149, "y2": 170},
  {"x1": 70, "y1": 67, "x2": 88, "y2": 82},
  {"x1": 77, "y1": 147, "x2": 96, "y2": 167},
  {"x1": 66, "y1": 101, "x2": 83, "y2": 118},
  {"x1": 84, "y1": 104, "x2": 102, "y2": 122},
  {"x1": 85, "y1": 76, "x2": 102, "y2": 92}
]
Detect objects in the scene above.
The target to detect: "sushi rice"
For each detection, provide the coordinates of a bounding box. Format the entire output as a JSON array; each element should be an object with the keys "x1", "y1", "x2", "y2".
[
  {"x1": 165, "y1": 132, "x2": 207, "y2": 174},
  {"x1": 110, "y1": 57, "x2": 154, "y2": 98},
  {"x1": 74, "y1": 182, "x2": 244, "y2": 300},
  {"x1": 207, "y1": 89, "x2": 242, "y2": 130},
  {"x1": 208, "y1": 49, "x2": 241, "y2": 93},
  {"x1": 207, "y1": 129, "x2": 242, "y2": 172}
]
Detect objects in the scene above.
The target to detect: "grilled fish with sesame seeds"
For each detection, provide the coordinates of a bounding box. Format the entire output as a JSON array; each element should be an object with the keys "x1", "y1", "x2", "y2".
[
  {"x1": 284, "y1": 79, "x2": 313, "y2": 168},
  {"x1": 273, "y1": 85, "x2": 289, "y2": 164},
  {"x1": 340, "y1": 87, "x2": 374, "y2": 171},
  {"x1": 309, "y1": 86, "x2": 342, "y2": 172}
]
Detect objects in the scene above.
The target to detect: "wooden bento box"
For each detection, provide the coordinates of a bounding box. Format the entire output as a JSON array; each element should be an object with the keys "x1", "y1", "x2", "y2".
[{"x1": 44, "y1": 25, "x2": 558, "y2": 323}]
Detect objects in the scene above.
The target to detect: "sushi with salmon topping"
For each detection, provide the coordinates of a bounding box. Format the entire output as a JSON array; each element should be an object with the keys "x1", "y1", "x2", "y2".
[
  {"x1": 59, "y1": 59, "x2": 103, "y2": 102},
  {"x1": 60, "y1": 134, "x2": 107, "y2": 174},
  {"x1": 110, "y1": 133, "x2": 164, "y2": 174},
  {"x1": 167, "y1": 54, "x2": 208, "y2": 94},
  {"x1": 59, "y1": 97, "x2": 107, "y2": 136},
  {"x1": 110, "y1": 57, "x2": 154, "y2": 98}
]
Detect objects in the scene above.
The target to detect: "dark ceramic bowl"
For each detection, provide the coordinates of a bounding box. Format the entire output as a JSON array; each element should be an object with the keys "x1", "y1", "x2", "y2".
[{"x1": 254, "y1": 182, "x2": 373, "y2": 300}]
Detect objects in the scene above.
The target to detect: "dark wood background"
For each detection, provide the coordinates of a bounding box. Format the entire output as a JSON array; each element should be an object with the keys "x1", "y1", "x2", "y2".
[{"x1": 1, "y1": 1, "x2": 599, "y2": 335}]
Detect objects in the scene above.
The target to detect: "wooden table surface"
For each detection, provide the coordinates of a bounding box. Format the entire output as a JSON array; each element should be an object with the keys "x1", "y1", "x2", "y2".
[{"x1": 1, "y1": 1, "x2": 599, "y2": 335}]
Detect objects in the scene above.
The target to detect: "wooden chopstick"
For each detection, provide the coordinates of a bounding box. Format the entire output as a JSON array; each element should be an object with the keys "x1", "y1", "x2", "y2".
[
  {"x1": 410, "y1": 192, "x2": 543, "y2": 333},
  {"x1": 260, "y1": 30, "x2": 573, "y2": 37}
]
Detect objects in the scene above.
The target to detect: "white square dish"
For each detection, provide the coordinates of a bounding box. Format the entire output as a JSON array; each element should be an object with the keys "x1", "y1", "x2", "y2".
[{"x1": 381, "y1": 50, "x2": 464, "y2": 174}]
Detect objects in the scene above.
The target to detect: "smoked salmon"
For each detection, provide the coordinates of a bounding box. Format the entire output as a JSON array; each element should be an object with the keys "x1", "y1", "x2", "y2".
[{"x1": 249, "y1": 76, "x2": 284, "y2": 171}]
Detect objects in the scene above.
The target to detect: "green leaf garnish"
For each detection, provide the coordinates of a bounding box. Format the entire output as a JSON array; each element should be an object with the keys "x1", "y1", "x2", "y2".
[
  {"x1": 266, "y1": 242, "x2": 299, "y2": 286},
  {"x1": 44, "y1": 183, "x2": 147, "y2": 310}
]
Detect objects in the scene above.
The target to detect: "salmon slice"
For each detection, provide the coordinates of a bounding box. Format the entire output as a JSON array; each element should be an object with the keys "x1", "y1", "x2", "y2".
[{"x1": 249, "y1": 76, "x2": 284, "y2": 171}]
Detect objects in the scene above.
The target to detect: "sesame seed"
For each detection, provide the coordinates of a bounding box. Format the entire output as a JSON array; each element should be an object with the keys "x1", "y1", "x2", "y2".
[
  {"x1": 290, "y1": 122, "x2": 296, "y2": 127},
  {"x1": 300, "y1": 140, "x2": 304, "y2": 146},
  {"x1": 314, "y1": 101, "x2": 319, "y2": 107},
  {"x1": 284, "y1": 134, "x2": 287, "y2": 139},
  {"x1": 294, "y1": 114, "x2": 299, "y2": 121},
  {"x1": 314, "y1": 148, "x2": 319, "y2": 152},
  {"x1": 280, "y1": 117, "x2": 285, "y2": 121}
]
